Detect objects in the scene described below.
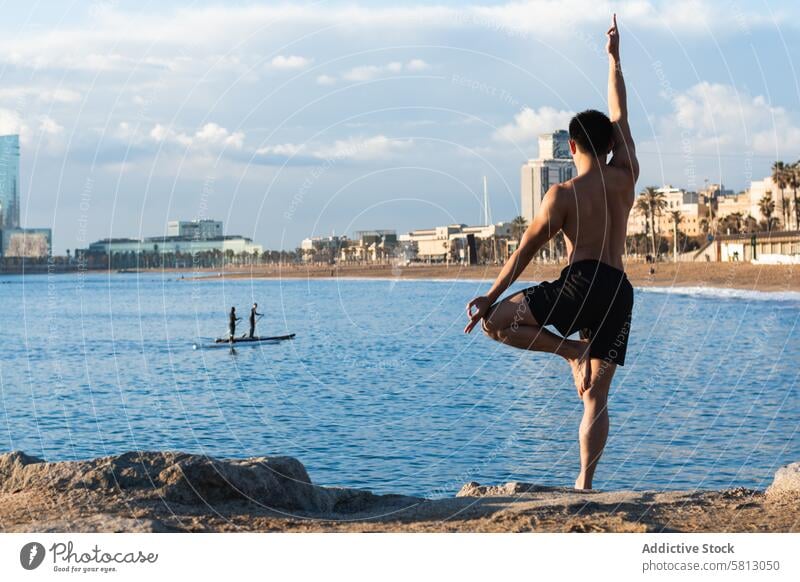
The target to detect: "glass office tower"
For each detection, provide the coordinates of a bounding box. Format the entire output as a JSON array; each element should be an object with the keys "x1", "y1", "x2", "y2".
[{"x1": 0, "y1": 134, "x2": 20, "y2": 229}]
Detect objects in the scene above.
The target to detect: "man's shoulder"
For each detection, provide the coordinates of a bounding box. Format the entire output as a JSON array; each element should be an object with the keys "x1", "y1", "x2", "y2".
[
  {"x1": 603, "y1": 162, "x2": 638, "y2": 190},
  {"x1": 550, "y1": 180, "x2": 576, "y2": 197}
]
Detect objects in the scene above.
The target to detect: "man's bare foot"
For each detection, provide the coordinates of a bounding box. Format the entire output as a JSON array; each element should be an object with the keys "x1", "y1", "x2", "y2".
[
  {"x1": 574, "y1": 472, "x2": 592, "y2": 490},
  {"x1": 567, "y1": 340, "x2": 592, "y2": 397}
]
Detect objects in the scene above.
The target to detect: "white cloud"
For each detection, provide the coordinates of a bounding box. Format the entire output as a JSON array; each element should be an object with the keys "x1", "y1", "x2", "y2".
[
  {"x1": 406, "y1": 59, "x2": 430, "y2": 71},
  {"x1": 149, "y1": 122, "x2": 244, "y2": 150},
  {"x1": 316, "y1": 74, "x2": 337, "y2": 86},
  {"x1": 0, "y1": 86, "x2": 81, "y2": 104},
  {"x1": 149, "y1": 124, "x2": 193, "y2": 147},
  {"x1": 493, "y1": 106, "x2": 575, "y2": 143},
  {"x1": 340, "y1": 59, "x2": 432, "y2": 82},
  {"x1": 255, "y1": 135, "x2": 413, "y2": 162},
  {"x1": 195, "y1": 122, "x2": 245, "y2": 148},
  {"x1": 269, "y1": 55, "x2": 312, "y2": 70},
  {"x1": 314, "y1": 134, "x2": 412, "y2": 161},
  {"x1": 342, "y1": 64, "x2": 389, "y2": 82},
  {"x1": 658, "y1": 82, "x2": 800, "y2": 156},
  {"x1": 0, "y1": 1, "x2": 786, "y2": 76},
  {"x1": 38, "y1": 116, "x2": 63, "y2": 135},
  {"x1": 256, "y1": 143, "x2": 303, "y2": 156}
]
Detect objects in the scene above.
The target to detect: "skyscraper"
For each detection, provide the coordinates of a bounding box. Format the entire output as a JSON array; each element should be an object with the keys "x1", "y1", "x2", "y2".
[
  {"x1": 520, "y1": 130, "x2": 576, "y2": 223},
  {"x1": 0, "y1": 134, "x2": 20, "y2": 230}
]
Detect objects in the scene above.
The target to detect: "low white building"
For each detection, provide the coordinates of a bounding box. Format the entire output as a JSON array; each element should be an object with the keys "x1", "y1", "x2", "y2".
[
  {"x1": 406, "y1": 222, "x2": 512, "y2": 263},
  {"x1": 88, "y1": 235, "x2": 262, "y2": 258}
]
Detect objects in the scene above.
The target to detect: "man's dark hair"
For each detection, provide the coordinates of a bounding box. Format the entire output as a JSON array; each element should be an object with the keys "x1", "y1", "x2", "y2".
[{"x1": 568, "y1": 109, "x2": 613, "y2": 157}]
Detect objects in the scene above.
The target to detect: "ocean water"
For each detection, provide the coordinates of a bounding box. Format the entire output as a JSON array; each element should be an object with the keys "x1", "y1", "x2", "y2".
[{"x1": 0, "y1": 272, "x2": 797, "y2": 497}]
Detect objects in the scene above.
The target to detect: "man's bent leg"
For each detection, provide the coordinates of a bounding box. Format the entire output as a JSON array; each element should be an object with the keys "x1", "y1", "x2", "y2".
[
  {"x1": 575, "y1": 359, "x2": 616, "y2": 490},
  {"x1": 482, "y1": 293, "x2": 580, "y2": 358},
  {"x1": 482, "y1": 293, "x2": 591, "y2": 389}
]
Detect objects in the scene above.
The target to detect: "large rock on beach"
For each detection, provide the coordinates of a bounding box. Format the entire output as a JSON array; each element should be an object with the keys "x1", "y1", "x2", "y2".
[
  {"x1": 766, "y1": 462, "x2": 800, "y2": 497},
  {"x1": 0, "y1": 450, "x2": 405, "y2": 514}
]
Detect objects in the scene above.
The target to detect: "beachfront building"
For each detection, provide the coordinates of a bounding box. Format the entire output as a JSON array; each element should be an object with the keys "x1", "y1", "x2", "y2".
[
  {"x1": 87, "y1": 236, "x2": 263, "y2": 268},
  {"x1": 345, "y1": 230, "x2": 397, "y2": 263},
  {"x1": 715, "y1": 230, "x2": 800, "y2": 263},
  {"x1": 85, "y1": 220, "x2": 262, "y2": 268},
  {"x1": 716, "y1": 191, "x2": 756, "y2": 220},
  {"x1": 405, "y1": 222, "x2": 512, "y2": 264},
  {"x1": 167, "y1": 219, "x2": 223, "y2": 240},
  {"x1": 520, "y1": 130, "x2": 576, "y2": 223},
  {"x1": 302, "y1": 230, "x2": 400, "y2": 264},
  {"x1": 0, "y1": 227, "x2": 52, "y2": 258},
  {"x1": 627, "y1": 185, "x2": 709, "y2": 238},
  {"x1": 0, "y1": 134, "x2": 20, "y2": 230},
  {"x1": 0, "y1": 134, "x2": 54, "y2": 262},
  {"x1": 301, "y1": 234, "x2": 347, "y2": 263}
]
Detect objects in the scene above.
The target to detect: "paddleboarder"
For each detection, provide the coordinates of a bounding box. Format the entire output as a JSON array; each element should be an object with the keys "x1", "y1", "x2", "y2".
[
  {"x1": 249, "y1": 303, "x2": 263, "y2": 338},
  {"x1": 228, "y1": 306, "x2": 241, "y2": 342}
]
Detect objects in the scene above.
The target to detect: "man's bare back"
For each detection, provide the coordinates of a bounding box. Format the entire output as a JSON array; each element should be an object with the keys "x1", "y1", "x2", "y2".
[
  {"x1": 463, "y1": 14, "x2": 638, "y2": 491},
  {"x1": 556, "y1": 164, "x2": 635, "y2": 271}
]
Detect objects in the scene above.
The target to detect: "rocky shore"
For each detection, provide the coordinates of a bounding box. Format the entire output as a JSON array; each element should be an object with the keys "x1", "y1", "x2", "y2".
[{"x1": 1, "y1": 451, "x2": 797, "y2": 533}]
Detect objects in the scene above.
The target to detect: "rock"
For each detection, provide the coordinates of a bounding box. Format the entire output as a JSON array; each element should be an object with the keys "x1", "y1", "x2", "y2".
[
  {"x1": 0, "y1": 451, "x2": 418, "y2": 515},
  {"x1": 9, "y1": 515, "x2": 176, "y2": 533},
  {"x1": 155, "y1": 454, "x2": 332, "y2": 511},
  {"x1": 457, "y1": 481, "x2": 582, "y2": 498},
  {"x1": 766, "y1": 462, "x2": 800, "y2": 497}
]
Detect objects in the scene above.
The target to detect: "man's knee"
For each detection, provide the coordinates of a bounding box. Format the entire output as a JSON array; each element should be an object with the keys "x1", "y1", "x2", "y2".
[
  {"x1": 481, "y1": 318, "x2": 501, "y2": 339},
  {"x1": 582, "y1": 380, "x2": 610, "y2": 407}
]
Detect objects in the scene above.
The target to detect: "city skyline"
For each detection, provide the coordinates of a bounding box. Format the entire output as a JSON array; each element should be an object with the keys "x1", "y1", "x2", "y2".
[{"x1": 0, "y1": 1, "x2": 799, "y2": 254}]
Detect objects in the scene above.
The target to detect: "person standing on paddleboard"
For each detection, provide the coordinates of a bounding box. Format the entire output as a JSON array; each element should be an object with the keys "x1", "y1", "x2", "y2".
[
  {"x1": 228, "y1": 307, "x2": 241, "y2": 341},
  {"x1": 249, "y1": 303, "x2": 263, "y2": 338}
]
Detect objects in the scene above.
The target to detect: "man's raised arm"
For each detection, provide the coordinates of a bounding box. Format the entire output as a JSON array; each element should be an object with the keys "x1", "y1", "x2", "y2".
[{"x1": 606, "y1": 14, "x2": 639, "y2": 181}]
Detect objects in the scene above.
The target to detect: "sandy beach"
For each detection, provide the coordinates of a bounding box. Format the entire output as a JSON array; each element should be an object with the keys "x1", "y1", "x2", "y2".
[
  {"x1": 1, "y1": 451, "x2": 797, "y2": 533},
  {"x1": 188, "y1": 262, "x2": 800, "y2": 293}
]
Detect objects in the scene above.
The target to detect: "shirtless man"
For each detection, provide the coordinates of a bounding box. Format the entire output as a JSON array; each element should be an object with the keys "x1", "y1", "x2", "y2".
[{"x1": 464, "y1": 14, "x2": 638, "y2": 490}]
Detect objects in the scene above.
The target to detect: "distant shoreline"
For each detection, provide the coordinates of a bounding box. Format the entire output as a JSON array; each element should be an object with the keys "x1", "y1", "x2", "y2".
[
  {"x1": 188, "y1": 261, "x2": 800, "y2": 293},
  {"x1": 3, "y1": 261, "x2": 798, "y2": 293}
]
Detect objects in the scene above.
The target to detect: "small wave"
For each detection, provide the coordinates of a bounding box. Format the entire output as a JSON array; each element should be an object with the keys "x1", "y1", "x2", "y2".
[{"x1": 641, "y1": 285, "x2": 800, "y2": 302}]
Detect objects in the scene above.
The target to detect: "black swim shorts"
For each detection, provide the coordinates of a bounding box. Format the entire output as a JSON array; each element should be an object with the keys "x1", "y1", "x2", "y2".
[{"x1": 522, "y1": 259, "x2": 634, "y2": 366}]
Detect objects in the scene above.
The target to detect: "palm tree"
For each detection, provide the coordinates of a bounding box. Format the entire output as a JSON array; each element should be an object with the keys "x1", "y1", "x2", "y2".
[
  {"x1": 788, "y1": 161, "x2": 800, "y2": 230},
  {"x1": 636, "y1": 187, "x2": 666, "y2": 258},
  {"x1": 669, "y1": 210, "x2": 683, "y2": 262},
  {"x1": 759, "y1": 192, "x2": 777, "y2": 232},
  {"x1": 771, "y1": 161, "x2": 788, "y2": 230},
  {"x1": 511, "y1": 216, "x2": 527, "y2": 243},
  {"x1": 720, "y1": 212, "x2": 744, "y2": 234},
  {"x1": 743, "y1": 214, "x2": 759, "y2": 234}
]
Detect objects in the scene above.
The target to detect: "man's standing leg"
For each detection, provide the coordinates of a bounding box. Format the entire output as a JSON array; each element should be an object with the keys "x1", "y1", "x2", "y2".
[{"x1": 575, "y1": 359, "x2": 616, "y2": 490}]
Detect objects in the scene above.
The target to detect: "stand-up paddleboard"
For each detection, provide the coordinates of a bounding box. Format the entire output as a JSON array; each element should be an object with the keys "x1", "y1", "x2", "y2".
[{"x1": 193, "y1": 333, "x2": 296, "y2": 350}]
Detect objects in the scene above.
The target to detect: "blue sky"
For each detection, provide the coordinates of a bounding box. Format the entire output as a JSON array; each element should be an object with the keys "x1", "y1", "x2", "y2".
[{"x1": 1, "y1": 0, "x2": 799, "y2": 253}]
